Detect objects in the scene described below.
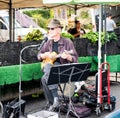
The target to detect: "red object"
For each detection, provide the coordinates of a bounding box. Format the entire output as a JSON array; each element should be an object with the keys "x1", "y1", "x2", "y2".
[{"x1": 100, "y1": 62, "x2": 111, "y2": 104}]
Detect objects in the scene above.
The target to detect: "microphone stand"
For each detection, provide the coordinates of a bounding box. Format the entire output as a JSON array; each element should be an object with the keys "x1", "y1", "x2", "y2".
[
  {"x1": 0, "y1": 101, "x2": 3, "y2": 116},
  {"x1": 19, "y1": 42, "x2": 44, "y2": 117}
]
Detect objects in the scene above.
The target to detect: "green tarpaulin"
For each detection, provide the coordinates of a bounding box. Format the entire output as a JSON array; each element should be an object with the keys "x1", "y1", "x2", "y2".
[
  {"x1": 0, "y1": 55, "x2": 120, "y2": 86},
  {"x1": 0, "y1": 63, "x2": 43, "y2": 86}
]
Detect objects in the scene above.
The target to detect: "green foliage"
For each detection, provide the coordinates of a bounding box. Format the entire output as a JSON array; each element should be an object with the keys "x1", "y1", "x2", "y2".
[
  {"x1": 105, "y1": 32, "x2": 118, "y2": 42},
  {"x1": 82, "y1": 31, "x2": 101, "y2": 44},
  {"x1": 23, "y1": 9, "x2": 52, "y2": 29},
  {"x1": 84, "y1": 23, "x2": 93, "y2": 30},
  {"x1": 23, "y1": 9, "x2": 50, "y2": 19},
  {"x1": 23, "y1": 31, "x2": 74, "y2": 41},
  {"x1": 81, "y1": 31, "x2": 118, "y2": 45},
  {"x1": 32, "y1": 14, "x2": 48, "y2": 29},
  {"x1": 68, "y1": 8, "x2": 75, "y2": 16},
  {"x1": 80, "y1": 11, "x2": 89, "y2": 19},
  {"x1": 49, "y1": 9, "x2": 55, "y2": 18},
  {"x1": 23, "y1": 29, "x2": 44, "y2": 41},
  {"x1": 61, "y1": 32, "x2": 74, "y2": 39},
  {"x1": 23, "y1": 11, "x2": 32, "y2": 17},
  {"x1": 116, "y1": 22, "x2": 120, "y2": 27}
]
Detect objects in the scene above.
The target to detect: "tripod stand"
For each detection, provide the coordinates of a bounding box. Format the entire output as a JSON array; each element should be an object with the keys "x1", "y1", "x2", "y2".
[{"x1": 47, "y1": 63, "x2": 91, "y2": 118}]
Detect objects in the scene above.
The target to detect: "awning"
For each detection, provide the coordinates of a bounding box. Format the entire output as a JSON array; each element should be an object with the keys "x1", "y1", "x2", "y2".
[
  {"x1": 0, "y1": 0, "x2": 119, "y2": 10},
  {"x1": 0, "y1": 0, "x2": 56, "y2": 9},
  {"x1": 0, "y1": 0, "x2": 119, "y2": 12}
]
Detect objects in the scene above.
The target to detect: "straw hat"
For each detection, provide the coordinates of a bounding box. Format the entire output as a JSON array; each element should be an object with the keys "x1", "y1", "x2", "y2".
[{"x1": 47, "y1": 19, "x2": 63, "y2": 28}]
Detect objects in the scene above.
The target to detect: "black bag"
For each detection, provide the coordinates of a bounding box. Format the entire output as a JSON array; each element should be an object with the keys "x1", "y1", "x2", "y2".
[
  {"x1": 72, "y1": 105, "x2": 92, "y2": 117},
  {"x1": 2, "y1": 99, "x2": 26, "y2": 118},
  {"x1": 60, "y1": 103, "x2": 91, "y2": 117}
]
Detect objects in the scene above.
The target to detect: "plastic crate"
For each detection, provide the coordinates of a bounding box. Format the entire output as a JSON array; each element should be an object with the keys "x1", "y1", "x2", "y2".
[{"x1": 27, "y1": 110, "x2": 58, "y2": 118}]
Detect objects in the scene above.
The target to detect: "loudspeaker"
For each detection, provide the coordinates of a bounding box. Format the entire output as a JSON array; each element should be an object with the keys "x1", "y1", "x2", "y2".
[{"x1": 2, "y1": 99, "x2": 26, "y2": 118}]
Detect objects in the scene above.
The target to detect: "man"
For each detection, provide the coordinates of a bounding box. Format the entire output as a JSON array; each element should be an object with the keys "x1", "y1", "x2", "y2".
[
  {"x1": 68, "y1": 20, "x2": 86, "y2": 38},
  {"x1": 106, "y1": 13, "x2": 116, "y2": 33},
  {"x1": 37, "y1": 19, "x2": 78, "y2": 111}
]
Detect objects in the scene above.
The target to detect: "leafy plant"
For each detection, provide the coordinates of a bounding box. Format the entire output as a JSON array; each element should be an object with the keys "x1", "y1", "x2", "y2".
[
  {"x1": 81, "y1": 31, "x2": 118, "y2": 45},
  {"x1": 105, "y1": 32, "x2": 118, "y2": 42},
  {"x1": 23, "y1": 9, "x2": 51, "y2": 19},
  {"x1": 23, "y1": 30, "x2": 74, "y2": 42},
  {"x1": 23, "y1": 29, "x2": 44, "y2": 41},
  {"x1": 80, "y1": 11, "x2": 89, "y2": 19},
  {"x1": 84, "y1": 23, "x2": 93, "y2": 30},
  {"x1": 61, "y1": 32, "x2": 74, "y2": 39},
  {"x1": 32, "y1": 14, "x2": 48, "y2": 29}
]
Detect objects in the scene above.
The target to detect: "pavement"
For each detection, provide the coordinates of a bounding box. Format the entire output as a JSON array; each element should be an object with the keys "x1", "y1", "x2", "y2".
[{"x1": 0, "y1": 72, "x2": 120, "y2": 118}]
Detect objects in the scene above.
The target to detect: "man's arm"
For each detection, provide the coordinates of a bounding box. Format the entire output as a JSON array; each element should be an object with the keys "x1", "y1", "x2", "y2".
[{"x1": 113, "y1": 20, "x2": 117, "y2": 28}]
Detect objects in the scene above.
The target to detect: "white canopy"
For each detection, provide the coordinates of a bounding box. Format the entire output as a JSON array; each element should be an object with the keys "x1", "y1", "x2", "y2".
[
  {"x1": 0, "y1": 0, "x2": 52, "y2": 9},
  {"x1": 0, "y1": 0, "x2": 101, "y2": 10},
  {"x1": 0, "y1": 0, "x2": 119, "y2": 11}
]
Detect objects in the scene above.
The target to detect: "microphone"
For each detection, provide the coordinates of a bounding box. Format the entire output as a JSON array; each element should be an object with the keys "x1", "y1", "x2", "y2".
[{"x1": 38, "y1": 36, "x2": 48, "y2": 50}]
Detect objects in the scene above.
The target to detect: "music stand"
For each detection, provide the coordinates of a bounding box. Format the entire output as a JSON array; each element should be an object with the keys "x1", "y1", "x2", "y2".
[{"x1": 47, "y1": 62, "x2": 91, "y2": 118}]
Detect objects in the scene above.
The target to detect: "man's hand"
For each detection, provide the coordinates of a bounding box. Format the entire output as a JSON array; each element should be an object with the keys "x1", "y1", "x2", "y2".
[
  {"x1": 40, "y1": 52, "x2": 51, "y2": 59},
  {"x1": 41, "y1": 52, "x2": 58, "y2": 59},
  {"x1": 61, "y1": 50, "x2": 73, "y2": 62}
]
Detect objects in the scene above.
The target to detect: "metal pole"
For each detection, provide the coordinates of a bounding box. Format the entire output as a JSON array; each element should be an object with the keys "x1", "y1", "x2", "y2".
[
  {"x1": 9, "y1": 0, "x2": 12, "y2": 41},
  {"x1": 75, "y1": 4, "x2": 77, "y2": 21},
  {"x1": 103, "y1": 5, "x2": 107, "y2": 69},
  {"x1": 13, "y1": 8, "x2": 15, "y2": 42},
  {"x1": 97, "y1": 4, "x2": 102, "y2": 104}
]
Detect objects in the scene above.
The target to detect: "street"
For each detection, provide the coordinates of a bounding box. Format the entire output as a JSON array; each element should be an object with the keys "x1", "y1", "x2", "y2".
[{"x1": 0, "y1": 73, "x2": 120, "y2": 118}]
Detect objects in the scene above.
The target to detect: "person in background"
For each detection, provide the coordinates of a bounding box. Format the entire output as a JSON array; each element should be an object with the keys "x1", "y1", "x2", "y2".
[
  {"x1": 17, "y1": 35, "x2": 22, "y2": 42},
  {"x1": 68, "y1": 20, "x2": 86, "y2": 38},
  {"x1": 106, "y1": 13, "x2": 117, "y2": 33},
  {"x1": 37, "y1": 19, "x2": 78, "y2": 111}
]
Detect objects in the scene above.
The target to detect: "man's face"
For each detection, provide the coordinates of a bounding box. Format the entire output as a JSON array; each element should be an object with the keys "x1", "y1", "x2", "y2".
[
  {"x1": 48, "y1": 27, "x2": 61, "y2": 39},
  {"x1": 76, "y1": 22, "x2": 80, "y2": 28}
]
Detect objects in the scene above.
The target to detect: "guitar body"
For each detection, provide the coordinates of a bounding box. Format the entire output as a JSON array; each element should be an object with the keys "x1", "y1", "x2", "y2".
[
  {"x1": 41, "y1": 52, "x2": 57, "y2": 69},
  {"x1": 41, "y1": 57, "x2": 56, "y2": 69},
  {"x1": 41, "y1": 50, "x2": 73, "y2": 69}
]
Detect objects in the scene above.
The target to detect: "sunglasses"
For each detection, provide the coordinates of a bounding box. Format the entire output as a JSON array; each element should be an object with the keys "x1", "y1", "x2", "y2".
[{"x1": 47, "y1": 27, "x2": 56, "y2": 30}]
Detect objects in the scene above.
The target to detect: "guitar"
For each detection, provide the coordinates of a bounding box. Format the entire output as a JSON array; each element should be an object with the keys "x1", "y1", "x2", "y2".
[{"x1": 41, "y1": 50, "x2": 73, "y2": 69}]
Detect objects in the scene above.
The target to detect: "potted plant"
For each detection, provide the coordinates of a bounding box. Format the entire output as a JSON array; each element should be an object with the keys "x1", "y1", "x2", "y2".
[
  {"x1": 22, "y1": 29, "x2": 44, "y2": 42},
  {"x1": 81, "y1": 31, "x2": 118, "y2": 55},
  {"x1": 81, "y1": 31, "x2": 118, "y2": 45}
]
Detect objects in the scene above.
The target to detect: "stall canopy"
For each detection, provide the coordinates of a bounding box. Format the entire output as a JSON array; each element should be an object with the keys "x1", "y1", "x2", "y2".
[
  {"x1": 0, "y1": 0, "x2": 119, "y2": 10},
  {"x1": 0, "y1": 0, "x2": 101, "y2": 10},
  {"x1": 0, "y1": 0, "x2": 45, "y2": 9}
]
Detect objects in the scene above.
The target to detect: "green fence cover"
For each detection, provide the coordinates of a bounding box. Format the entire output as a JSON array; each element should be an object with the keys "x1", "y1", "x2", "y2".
[
  {"x1": 0, "y1": 63, "x2": 43, "y2": 86},
  {"x1": 0, "y1": 55, "x2": 120, "y2": 86}
]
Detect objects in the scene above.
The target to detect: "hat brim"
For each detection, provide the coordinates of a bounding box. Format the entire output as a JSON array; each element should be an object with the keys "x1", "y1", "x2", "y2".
[{"x1": 47, "y1": 25, "x2": 63, "y2": 29}]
